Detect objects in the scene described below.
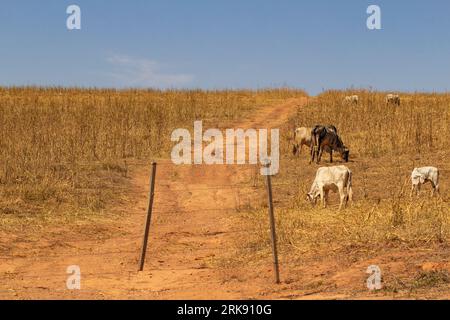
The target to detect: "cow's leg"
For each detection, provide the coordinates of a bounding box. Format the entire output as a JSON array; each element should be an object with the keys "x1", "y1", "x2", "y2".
[
  {"x1": 317, "y1": 147, "x2": 324, "y2": 164},
  {"x1": 317, "y1": 147, "x2": 322, "y2": 164},
  {"x1": 347, "y1": 186, "x2": 353, "y2": 203},
  {"x1": 343, "y1": 185, "x2": 349, "y2": 206},
  {"x1": 431, "y1": 183, "x2": 437, "y2": 197},
  {"x1": 310, "y1": 135, "x2": 318, "y2": 164},
  {"x1": 338, "y1": 185, "x2": 346, "y2": 210},
  {"x1": 324, "y1": 190, "x2": 330, "y2": 205},
  {"x1": 410, "y1": 185, "x2": 415, "y2": 198},
  {"x1": 329, "y1": 150, "x2": 333, "y2": 163},
  {"x1": 310, "y1": 145, "x2": 315, "y2": 164},
  {"x1": 314, "y1": 143, "x2": 320, "y2": 164},
  {"x1": 314, "y1": 146, "x2": 318, "y2": 162},
  {"x1": 430, "y1": 181, "x2": 440, "y2": 197},
  {"x1": 320, "y1": 188, "x2": 326, "y2": 208}
]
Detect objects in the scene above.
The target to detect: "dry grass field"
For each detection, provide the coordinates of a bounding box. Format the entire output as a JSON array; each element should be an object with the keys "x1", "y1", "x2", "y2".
[
  {"x1": 226, "y1": 90, "x2": 450, "y2": 298},
  {"x1": 0, "y1": 87, "x2": 305, "y2": 230},
  {"x1": 1, "y1": 88, "x2": 449, "y2": 299}
]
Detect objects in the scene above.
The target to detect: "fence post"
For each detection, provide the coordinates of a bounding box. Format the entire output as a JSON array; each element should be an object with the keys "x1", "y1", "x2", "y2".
[
  {"x1": 138, "y1": 162, "x2": 157, "y2": 272},
  {"x1": 263, "y1": 162, "x2": 281, "y2": 284}
]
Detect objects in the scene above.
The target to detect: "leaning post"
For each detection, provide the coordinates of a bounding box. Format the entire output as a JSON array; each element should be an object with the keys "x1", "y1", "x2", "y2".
[
  {"x1": 138, "y1": 162, "x2": 157, "y2": 271},
  {"x1": 263, "y1": 161, "x2": 281, "y2": 284}
]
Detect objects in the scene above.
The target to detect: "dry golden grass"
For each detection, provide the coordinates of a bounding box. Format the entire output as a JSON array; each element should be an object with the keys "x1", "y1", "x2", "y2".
[
  {"x1": 0, "y1": 87, "x2": 306, "y2": 228},
  {"x1": 229, "y1": 90, "x2": 450, "y2": 295},
  {"x1": 287, "y1": 90, "x2": 450, "y2": 157}
]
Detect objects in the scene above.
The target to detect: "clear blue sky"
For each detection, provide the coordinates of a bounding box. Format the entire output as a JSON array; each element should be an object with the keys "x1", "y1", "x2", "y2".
[{"x1": 1, "y1": 0, "x2": 450, "y2": 95}]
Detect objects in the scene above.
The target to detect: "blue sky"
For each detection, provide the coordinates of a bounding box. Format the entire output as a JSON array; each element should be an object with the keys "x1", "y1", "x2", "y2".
[{"x1": 1, "y1": 0, "x2": 450, "y2": 95}]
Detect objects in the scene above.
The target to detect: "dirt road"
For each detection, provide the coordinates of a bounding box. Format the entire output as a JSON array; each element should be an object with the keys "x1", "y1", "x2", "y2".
[{"x1": 0, "y1": 98, "x2": 307, "y2": 299}]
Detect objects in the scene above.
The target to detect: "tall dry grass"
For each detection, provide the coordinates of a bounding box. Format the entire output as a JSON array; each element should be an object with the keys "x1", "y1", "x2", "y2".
[
  {"x1": 0, "y1": 87, "x2": 306, "y2": 223},
  {"x1": 287, "y1": 90, "x2": 450, "y2": 157}
]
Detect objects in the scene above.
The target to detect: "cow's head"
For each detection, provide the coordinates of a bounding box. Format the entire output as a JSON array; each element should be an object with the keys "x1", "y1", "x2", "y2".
[
  {"x1": 306, "y1": 185, "x2": 320, "y2": 205},
  {"x1": 306, "y1": 193, "x2": 315, "y2": 204}
]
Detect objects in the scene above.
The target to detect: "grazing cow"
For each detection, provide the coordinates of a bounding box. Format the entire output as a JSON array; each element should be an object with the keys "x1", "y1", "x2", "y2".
[
  {"x1": 307, "y1": 165, "x2": 353, "y2": 210},
  {"x1": 386, "y1": 94, "x2": 401, "y2": 106},
  {"x1": 310, "y1": 125, "x2": 349, "y2": 164},
  {"x1": 343, "y1": 95, "x2": 359, "y2": 105},
  {"x1": 410, "y1": 167, "x2": 440, "y2": 197},
  {"x1": 292, "y1": 127, "x2": 312, "y2": 156}
]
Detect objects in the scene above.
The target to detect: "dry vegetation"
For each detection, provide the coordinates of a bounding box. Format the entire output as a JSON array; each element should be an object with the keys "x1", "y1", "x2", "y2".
[
  {"x1": 289, "y1": 90, "x2": 449, "y2": 157},
  {"x1": 1, "y1": 87, "x2": 448, "y2": 297},
  {"x1": 0, "y1": 87, "x2": 306, "y2": 229},
  {"x1": 229, "y1": 90, "x2": 450, "y2": 296}
]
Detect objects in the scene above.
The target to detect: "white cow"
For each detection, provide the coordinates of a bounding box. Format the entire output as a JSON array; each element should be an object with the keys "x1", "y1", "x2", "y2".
[
  {"x1": 411, "y1": 167, "x2": 440, "y2": 197},
  {"x1": 307, "y1": 165, "x2": 353, "y2": 210},
  {"x1": 386, "y1": 94, "x2": 401, "y2": 106},
  {"x1": 293, "y1": 127, "x2": 313, "y2": 156},
  {"x1": 343, "y1": 95, "x2": 359, "y2": 105}
]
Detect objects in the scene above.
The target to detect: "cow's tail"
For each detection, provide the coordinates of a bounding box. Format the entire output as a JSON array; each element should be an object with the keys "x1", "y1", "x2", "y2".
[{"x1": 347, "y1": 170, "x2": 353, "y2": 203}]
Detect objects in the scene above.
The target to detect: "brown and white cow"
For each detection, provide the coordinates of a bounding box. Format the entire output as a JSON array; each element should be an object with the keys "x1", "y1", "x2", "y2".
[{"x1": 310, "y1": 125, "x2": 349, "y2": 164}]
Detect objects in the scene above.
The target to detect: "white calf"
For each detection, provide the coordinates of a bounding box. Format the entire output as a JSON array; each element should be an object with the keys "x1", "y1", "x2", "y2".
[
  {"x1": 411, "y1": 167, "x2": 440, "y2": 197},
  {"x1": 307, "y1": 165, "x2": 353, "y2": 210},
  {"x1": 343, "y1": 95, "x2": 359, "y2": 105}
]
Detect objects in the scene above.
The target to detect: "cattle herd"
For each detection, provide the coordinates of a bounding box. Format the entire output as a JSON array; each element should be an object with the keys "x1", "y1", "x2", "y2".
[
  {"x1": 342, "y1": 93, "x2": 401, "y2": 106},
  {"x1": 294, "y1": 94, "x2": 441, "y2": 210}
]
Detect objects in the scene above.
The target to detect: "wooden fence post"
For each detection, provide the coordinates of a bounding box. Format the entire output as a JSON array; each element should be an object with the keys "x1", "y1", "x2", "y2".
[
  {"x1": 264, "y1": 162, "x2": 281, "y2": 284},
  {"x1": 138, "y1": 162, "x2": 157, "y2": 272}
]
